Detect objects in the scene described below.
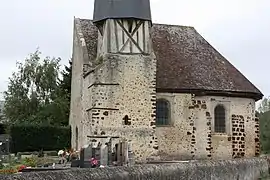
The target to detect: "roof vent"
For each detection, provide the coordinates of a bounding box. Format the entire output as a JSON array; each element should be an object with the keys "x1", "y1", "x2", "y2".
[{"x1": 93, "y1": 0, "x2": 152, "y2": 23}]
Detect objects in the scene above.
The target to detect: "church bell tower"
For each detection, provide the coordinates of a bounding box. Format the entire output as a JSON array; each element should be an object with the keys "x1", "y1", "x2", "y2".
[
  {"x1": 93, "y1": 0, "x2": 152, "y2": 54},
  {"x1": 88, "y1": 0, "x2": 158, "y2": 162}
]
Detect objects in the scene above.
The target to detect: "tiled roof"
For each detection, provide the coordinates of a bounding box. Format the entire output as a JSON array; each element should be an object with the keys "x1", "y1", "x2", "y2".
[{"x1": 76, "y1": 19, "x2": 263, "y2": 100}]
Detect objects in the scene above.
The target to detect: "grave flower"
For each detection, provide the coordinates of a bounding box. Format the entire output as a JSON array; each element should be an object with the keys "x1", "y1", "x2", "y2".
[{"x1": 18, "y1": 165, "x2": 26, "y2": 172}]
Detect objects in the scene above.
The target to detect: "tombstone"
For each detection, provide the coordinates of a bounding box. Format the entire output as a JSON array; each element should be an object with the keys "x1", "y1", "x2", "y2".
[
  {"x1": 92, "y1": 141, "x2": 101, "y2": 165},
  {"x1": 121, "y1": 141, "x2": 132, "y2": 166},
  {"x1": 79, "y1": 144, "x2": 92, "y2": 168},
  {"x1": 100, "y1": 144, "x2": 108, "y2": 166},
  {"x1": 127, "y1": 142, "x2": 135, "y2": 166},
  {"x1": 114, "y1": 140, "x2": 130, "y2": 166}
]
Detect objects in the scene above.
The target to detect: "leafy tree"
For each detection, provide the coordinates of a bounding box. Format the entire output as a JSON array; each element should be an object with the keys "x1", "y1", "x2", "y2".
[
  {"x1": 257, "y1": 97, "x2": 270, "y2": 153},
  {"x1": 58, "y1": 59, "x2": 72, "y2": 106},
  {"x1": 258, "y1": 97, "x2": 270, "y2": 113},
  {"x1": 3, "y1": 50, "x2": 71, "y2": 126},
  {"x1": 59, "y1": 59, "x2": 72, "y2": 98},
  {"x1": 259, "y1": 111, "x2": 270, "y2": 153}
]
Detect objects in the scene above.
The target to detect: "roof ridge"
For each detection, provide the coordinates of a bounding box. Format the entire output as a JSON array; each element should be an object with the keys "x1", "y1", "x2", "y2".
[{"x1": 153, "y1": 23, "x2": 195, "y2": 29}]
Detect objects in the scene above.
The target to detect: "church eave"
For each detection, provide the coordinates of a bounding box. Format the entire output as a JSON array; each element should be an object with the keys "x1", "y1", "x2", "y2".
[{"x1": 156, "y1": 88, "x2": 263, "y2": 101}]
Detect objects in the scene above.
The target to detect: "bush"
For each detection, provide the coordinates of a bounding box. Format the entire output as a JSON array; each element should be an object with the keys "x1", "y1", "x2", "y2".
[
  {"x1": 0, "y1": 123, "x2": 7, "y2": 134},
  {"x1": 21, "y1": 157, "x2": 38, "y2": 167},
  {"x1": 8, "y1": 125, "x2": 71, "y2": 153}
]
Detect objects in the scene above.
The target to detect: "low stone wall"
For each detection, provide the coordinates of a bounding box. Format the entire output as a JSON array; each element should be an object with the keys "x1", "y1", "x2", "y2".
[{"x1": 0, "y1": 158, "x2": 269, "y2": 180}]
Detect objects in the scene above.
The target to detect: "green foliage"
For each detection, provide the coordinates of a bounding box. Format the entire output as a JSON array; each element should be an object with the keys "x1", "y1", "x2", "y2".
[
  {"x1": 0, "y1": 162, "x2": 4, "y2": 169},
  {"x1": 258, "y1": 97, "x2": 270, "y2": 153},
  {"x1": 3, "y1": 50, "x2": 72, "y2": 126},
  {"x1": 258, "y1": 97, "x2": 270, "y2": 113},
  {"x1": 260, "y1": 111, "x2": 270, "y2": 153},
  {"x1": 55, "y1": 59, "x2": 72, "y2": 125},
  {"x1": 9, "y1": 124, "x2": 71, "y2": 153},
  {"x1": 59, "y1": 59, "x2": 72, "y2": 99},
  {"x1": 22, "y1": 157, "x2": 38, "y2": 167},
  {"x1": 0, "y1": 124, "x2": 7, "y2": 134}
]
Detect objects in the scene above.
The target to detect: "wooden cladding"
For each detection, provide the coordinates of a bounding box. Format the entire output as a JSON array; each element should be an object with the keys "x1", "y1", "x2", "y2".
[{"x1": 97, "y1": 19, "x2": 151, "y2": 54}]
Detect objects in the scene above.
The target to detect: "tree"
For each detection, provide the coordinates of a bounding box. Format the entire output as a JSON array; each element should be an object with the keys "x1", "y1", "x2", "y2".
[
  {"x1": 259, "y1": 111, "x2": 270, "y2": 153},
  {"x1": 257, "y1": 97, "x2": 270, "y2": 153},
  {"x1": 58, "y1": 59, "x2": 72, "y2": 103},
  {"x1": 258, "y1": 97, "x2": 270, "y2": 113},
  {"x1": 3, "y1": 50, "x2": 71, "y2": 126},
  {"x1": 53, "y1": 59, "x2": 72, "y2": 124}
]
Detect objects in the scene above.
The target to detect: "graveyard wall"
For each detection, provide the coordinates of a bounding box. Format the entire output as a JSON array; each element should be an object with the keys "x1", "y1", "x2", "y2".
[
  {"x1": 1, "y1": 158, "x2": 269, "y2": 180},
  {"x1": 156, "y1": 93, "x2": 259, "y2": 160}
]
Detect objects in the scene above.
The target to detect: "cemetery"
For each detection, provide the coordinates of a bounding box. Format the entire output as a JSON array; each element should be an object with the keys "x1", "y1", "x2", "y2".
[
  {"x1": 0, "y1": 127, "x2": 134, "y2": 174},
  {"x1": 0, "y1": 0, "x2": 269, "y2": 179}
]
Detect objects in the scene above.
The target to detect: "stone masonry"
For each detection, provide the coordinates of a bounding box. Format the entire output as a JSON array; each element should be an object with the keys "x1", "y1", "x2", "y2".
[
  {"x1": 156, "y1": 94, "x2": 258, "y2": 160},
  {"x1": 69, "y1": 0, "x2": 263, "y2": 162},
  {"x1": 82, "y1": 53, "x2": 158, "y2": 161}
]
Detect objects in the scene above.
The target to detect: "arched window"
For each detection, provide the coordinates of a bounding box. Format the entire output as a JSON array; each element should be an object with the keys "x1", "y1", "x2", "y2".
[
  {"x1": 156, "y1": 99, "x2": 170, "y2": 126},
  {"x1": 214, "y1": 105, "x2": 226, "y2": 133}
]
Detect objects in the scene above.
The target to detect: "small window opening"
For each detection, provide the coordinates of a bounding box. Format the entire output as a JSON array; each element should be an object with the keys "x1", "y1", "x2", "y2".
[
  {"x1": 123, "y1": 115, "x2": 131, "y2": 125},
  {"x1": 214, "y1": 105, "x2": 226, "y2": 133},
  {"x1": 156, "y1": 99, "x2": 170, "y2": 126}
]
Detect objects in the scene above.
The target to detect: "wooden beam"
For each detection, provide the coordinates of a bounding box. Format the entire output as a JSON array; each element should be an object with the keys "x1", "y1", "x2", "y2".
[{"x1": 116, "y1": 20, "x2": 144, "y2": 53}]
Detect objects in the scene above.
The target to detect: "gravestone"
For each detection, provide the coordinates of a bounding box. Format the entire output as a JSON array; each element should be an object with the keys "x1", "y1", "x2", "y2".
[
  {"x1": 100, "y1": 145, "x2": 108, "y2": 166},
  {"x1": 79, "y1": 144, "x2": 93, "y2": 168},
  {"x1": 127, "y1": 142, "x2": 135, "y2": 166}
]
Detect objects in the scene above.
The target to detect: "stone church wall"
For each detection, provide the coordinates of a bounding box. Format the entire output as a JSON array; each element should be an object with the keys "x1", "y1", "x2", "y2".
[
  {"x1": 70, "y1": 18, "x2": 260, "y2": 162},
  {"x1": 81, "y1": 53, "x2": 158, "y2": 162},
  {"x1": 156, "y1": 93, "x2": 259, "y2": 160},
  {"x1": 70, "y1": 19, "x2": 99, "y2": 149},
  {"x1": 69, "y1": 20, "x2": 86, "y2": 149}
]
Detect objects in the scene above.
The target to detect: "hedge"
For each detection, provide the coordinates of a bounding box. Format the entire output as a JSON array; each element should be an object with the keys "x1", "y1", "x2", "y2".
[
  {"x1": 8, "y1": 125, "x2": 71, "y2": 153},
  {"x1": 0, "y1": 123, "x2": 7, "y2": 134}
]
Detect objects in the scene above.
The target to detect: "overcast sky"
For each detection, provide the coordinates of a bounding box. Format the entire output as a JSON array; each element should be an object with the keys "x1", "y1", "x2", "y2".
[{"x1": 0, "y1": 0, "x2": 269, "y2": 100}]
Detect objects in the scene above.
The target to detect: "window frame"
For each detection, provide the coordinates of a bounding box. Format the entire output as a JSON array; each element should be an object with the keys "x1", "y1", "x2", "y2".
[
  {"x1": 214, "y1": 104, "x2": 226, "y2": 133},
  {"x1": 156, "y1": 98, "x2": 171, "y2": 126}
]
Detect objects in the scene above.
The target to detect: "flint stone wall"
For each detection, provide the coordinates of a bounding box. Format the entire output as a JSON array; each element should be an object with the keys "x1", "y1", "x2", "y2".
[
  {"x1": 1, "y1": 158, "x2": 268, "y2": 180},
  {"x1": 156, "y1": 94, "x2": 259, "y2": 160}
]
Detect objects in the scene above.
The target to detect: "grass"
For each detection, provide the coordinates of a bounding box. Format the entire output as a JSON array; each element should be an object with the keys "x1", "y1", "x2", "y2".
[{"x1": 0, "y1": 156, "x2": 58, "y2": 174}]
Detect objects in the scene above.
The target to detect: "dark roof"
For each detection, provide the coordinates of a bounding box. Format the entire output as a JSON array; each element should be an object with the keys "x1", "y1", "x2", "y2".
[
  {"x1": 76, "y1": 19, "x2": 263, "y2": 100},
  {"x1": 93, "y1": 0, "x2": 151, "y2": 23}
]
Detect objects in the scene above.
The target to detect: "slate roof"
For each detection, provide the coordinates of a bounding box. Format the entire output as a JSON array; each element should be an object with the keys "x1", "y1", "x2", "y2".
[{"x1": 76, "y1": 19, "x2": 263, "y2": 100}]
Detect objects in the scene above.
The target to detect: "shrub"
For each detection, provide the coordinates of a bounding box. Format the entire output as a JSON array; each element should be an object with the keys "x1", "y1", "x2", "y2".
[
  {"x1": 0, "y1": 123, "x2": 7, "y2": 134},
  {"x1": 0, "y1": 168, "x2": 18, "y2": 174},
  {"x1": 21, "y1": 157, "x2": 37, "y2": 167},
  {"x1": 8, "y1": 125, "x2": 71, "y2": 153}
]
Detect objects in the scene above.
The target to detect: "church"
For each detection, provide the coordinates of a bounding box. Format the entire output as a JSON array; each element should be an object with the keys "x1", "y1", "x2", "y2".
[{"x1": 69, "y1": 0, "x2": 263, "y2": 162}]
